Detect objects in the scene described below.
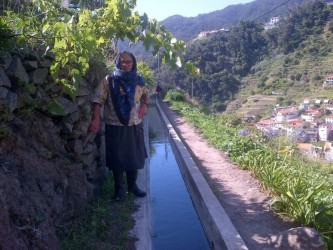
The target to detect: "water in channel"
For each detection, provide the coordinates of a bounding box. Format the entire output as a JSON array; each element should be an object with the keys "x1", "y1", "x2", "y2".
[{"x1": 148, "y1": 102, "x2": 211, "y2": 250}]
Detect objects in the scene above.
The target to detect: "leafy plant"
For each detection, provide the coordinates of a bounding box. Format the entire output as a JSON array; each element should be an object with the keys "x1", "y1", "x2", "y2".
[
  {"x1": 59, "y1": 175, "x2": 138, "y2": 249},
  {"x1": 2, "y1": 0, "x2": 186, "y2": 102},
  {"x1": 165, "y1": 89, "x2": 186, "y2": 102}
]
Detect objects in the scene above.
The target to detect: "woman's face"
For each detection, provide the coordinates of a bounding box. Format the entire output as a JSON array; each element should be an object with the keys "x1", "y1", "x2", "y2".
[{"x1": 119, "y1": 54, "x2": 133, "y2": 72}]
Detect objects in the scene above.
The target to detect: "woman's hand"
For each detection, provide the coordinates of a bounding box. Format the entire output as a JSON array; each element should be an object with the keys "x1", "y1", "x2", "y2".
[
  {"x1": 88, "y1": 116, "x2": 101, "y2": 134},
  {"x1": 88, "y1": 103, "x2": 102, "y2": 133},
  {"x1": 138, "y1": 104, "x2": 148, "y2": 119}
]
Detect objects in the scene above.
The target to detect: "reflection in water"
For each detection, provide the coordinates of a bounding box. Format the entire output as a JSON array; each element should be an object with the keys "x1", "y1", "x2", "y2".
[{"x1": 148, "y1": 103, "x2": 210, "y2": 250}]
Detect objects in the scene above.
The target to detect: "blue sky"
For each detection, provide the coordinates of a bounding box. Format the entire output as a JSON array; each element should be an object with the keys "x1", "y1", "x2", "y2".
[{"x1": 135, "y1": 0, "x2": 253, "y2": 21}]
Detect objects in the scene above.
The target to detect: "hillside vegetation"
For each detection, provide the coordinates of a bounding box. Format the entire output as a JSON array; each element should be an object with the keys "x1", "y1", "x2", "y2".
[
  {"x1": 161, "y1": 0, "x2": 313, "y2": 42},
  {"x1": 155, "y1": 0, "x2": 333, "y2": 116},
  {"x1": 165, "y1": 90, "x2": 333, "y2": 249}
]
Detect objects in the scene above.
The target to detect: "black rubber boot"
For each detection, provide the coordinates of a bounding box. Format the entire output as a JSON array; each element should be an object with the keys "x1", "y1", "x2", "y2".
[
  {"x1": 113, "y1": 171, "x2": 126, "y2": 201},
  {"x1": 126, "y1": 170, "x2": 146, "y2": 197}
]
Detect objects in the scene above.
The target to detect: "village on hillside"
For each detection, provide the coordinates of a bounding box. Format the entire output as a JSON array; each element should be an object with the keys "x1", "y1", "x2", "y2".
[
  {"x1": 192, "y1": 4, "x2": 333, "y2": 162},
  {"x1": 197, "y1": 16, "x2": 281, "y2": 39},
  {"x1": 251, "y1": 75, "x2": 333, "y2": 162}
]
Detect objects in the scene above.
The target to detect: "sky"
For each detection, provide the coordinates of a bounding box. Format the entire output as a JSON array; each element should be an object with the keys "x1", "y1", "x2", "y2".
[{"x1": 135, "y1": 0, "x2": 254, "y2": 21}]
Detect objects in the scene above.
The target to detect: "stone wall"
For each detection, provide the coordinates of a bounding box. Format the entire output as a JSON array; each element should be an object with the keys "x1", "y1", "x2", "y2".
[{"x1": 0, "y1": 49, "x2": 106, "y2": 249}]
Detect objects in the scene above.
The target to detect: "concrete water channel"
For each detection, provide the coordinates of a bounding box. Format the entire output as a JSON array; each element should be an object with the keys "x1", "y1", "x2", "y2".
[
  {"x1": 149, "y1": 101, "x2": 210, "y2": 250},
  {"x1": 132, "y1": 99, "x2": 248, "y2": 250}
]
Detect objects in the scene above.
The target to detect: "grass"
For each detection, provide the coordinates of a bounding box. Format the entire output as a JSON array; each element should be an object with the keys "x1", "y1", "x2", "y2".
[
  {"x1": 165, "y1": 92, "x2": 333, "y2": 249},
  {"x1": 58, "y1": 175, "x2": 139, "y2": 250}
]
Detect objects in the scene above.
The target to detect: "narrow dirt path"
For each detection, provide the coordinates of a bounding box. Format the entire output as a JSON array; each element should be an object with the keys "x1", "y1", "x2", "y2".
[{"x1": 159, "y1": 101, "x2": 295, "y2": 250}]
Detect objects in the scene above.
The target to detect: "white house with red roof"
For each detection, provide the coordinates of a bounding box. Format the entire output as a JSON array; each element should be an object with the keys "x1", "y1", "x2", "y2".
[
  {"x1": 299, "y1": 98, "x2": 311, "y2": 110},
  {"x1": 301, "y1": 108, "x2": 323, "y2": 122},
  {"x1": 323, "y1": 75, "x2": 333, "y2": 85},
  {"x1": 256, "y1": 118, "x2": 277, "y2": 131},
  {"x1": 275, "y1": 106, "x2": 299, "y2": 122},
  {"x1": 256, "y1": 118, "x2": 275, "y2": 127},
  {"x1": 285, "y1": 120, "x2": 305, "y2": 137},
  {"x1": 303, "y1": 98, "x2": 310, "y2": 104}
]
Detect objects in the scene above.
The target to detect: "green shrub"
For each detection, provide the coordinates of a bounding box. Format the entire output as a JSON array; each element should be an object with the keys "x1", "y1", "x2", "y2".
[{"x1": 165, "y1": 89, "x2": 186, "y2": 102}]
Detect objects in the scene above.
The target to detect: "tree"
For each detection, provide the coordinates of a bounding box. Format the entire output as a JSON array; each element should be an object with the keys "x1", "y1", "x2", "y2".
[
  {"x1": 1, "y1": 0, "x2": 186, "y2": 103},
  {"x1": 137, "y1": 61, "x2": 154, "y2": 88},
  {"x1": 185, "y1": 61, "x2": 201, "y2": 99}
]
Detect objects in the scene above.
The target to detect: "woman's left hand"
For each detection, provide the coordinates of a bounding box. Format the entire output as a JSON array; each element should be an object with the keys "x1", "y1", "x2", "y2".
[{"x1": 138, "y1": 104, "x2": 148, "y2": 119}]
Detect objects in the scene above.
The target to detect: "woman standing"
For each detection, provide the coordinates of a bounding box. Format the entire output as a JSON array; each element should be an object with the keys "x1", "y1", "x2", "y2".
[{"x1": 89, "y1": 51, "x2": 150, "y2": 201}]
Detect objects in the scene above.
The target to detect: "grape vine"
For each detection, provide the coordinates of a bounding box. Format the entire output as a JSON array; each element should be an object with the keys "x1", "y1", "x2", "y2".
[{"x1": 1, "y1": 0, "x2": 186, "y2": 101}]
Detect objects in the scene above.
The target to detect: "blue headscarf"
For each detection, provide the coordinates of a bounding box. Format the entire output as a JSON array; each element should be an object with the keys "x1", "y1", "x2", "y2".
[{"x1": 108, "y1": 51, "x2": 145, "y2": 126}]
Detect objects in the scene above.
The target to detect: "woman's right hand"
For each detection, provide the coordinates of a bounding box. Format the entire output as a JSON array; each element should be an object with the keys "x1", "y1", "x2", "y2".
[
  {"x1": 89, "y1": 103, "x2": 102, "y2": 133},
  {"x1": 88, "y1": 116, "x2": 101, "y2": 134}
]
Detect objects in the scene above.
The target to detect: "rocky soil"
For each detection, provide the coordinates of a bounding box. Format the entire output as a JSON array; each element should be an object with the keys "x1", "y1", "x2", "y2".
[{"x1": 0, "y1": 49, "x2": 107, "y2": 249}]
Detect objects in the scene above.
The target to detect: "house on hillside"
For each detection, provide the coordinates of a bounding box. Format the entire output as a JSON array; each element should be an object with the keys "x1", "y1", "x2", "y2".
[
  {"x1": 264, "y1": 16, "x2": 280, "y2": 30},
  {"x1": 309, "y1": 118, "x2": 324, "y2": 129},
  {"x1": 318, "y1": 123, "x2": 333, "y2": 141},
  {"x1": 297, "y1": 128, "x2": 318, "y2": 143},
  {"x1": 323, "y1": 75, "x2": 333, "y2": 86},
  {"x1": 256, "y1": 119, "x2": 280, "y2": 137},
  {"x1": 315, "y1": 99, "x2": 322, "y2": 105},
  {"x1": 297, "y1": 129, "x2": 318, "y2": 143},
  {"x1": 298, "y1": 143, "x2": 323, "y2": 159},
  {"x1": 323, "y1": 99, "x2": 331, "y2": 105},
  {"x1": 285, "y1": 120, "x2": 305, "y2": 138},
  {"x1": 243, "y1": 114, "x2": 256, "y2": 123},
  {"x1": 299, "y1": 98, "x2": 311, "y2": 110},
  {"x1": 326, "y1": 105, "x2": 333, "y2": 112},
  {"x1": 311, "y1": 146, "x2": 323, "y2": 160},
  {"x1": 270, "y1": 17, "x2": 280, "y2": 25},
  {"x1": 324, "y1": 142, "x2": 333, "y2": 161},
  {"x1": 256, "y1": 118, "x2": 276, "y2": 128},
  {"x1": 307, "y1": 129, "x2": 318, "y2": 143},
  {"x1": 275, "y1": 106, "x2": 299, "y2": 122},
  {"x1": 303, "y1": 98, "x2": 311, "y2": 105},
  {"x1": 197, "y1": 28, "x2": 229, "y2": 38},
  {"x1": 326, "y1": 114, "x2": 333, "y2": 124},
  {"x1": 301, "y1": 108, "x2": 323, "y2": 122},
  {"x1": 271, "y1": 90, "x2": 284, "y2": 95}
]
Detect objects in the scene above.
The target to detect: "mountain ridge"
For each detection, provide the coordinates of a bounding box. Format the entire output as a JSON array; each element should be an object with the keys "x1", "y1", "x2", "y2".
[
  {"x1": 126, "y1": 0, "x2": 315, "y2": 57},
  {"x1": 159, "y1": 0, "x2": 314, "y2": 41}
]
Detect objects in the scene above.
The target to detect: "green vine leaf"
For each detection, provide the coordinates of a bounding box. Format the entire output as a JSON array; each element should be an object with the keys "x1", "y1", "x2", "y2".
[
  {"x1": 4, "y1": 0, "x2": 186, "y2": 100},
  {"x1": 47, "y1": 98, "x2": 65, "y2": 116}
]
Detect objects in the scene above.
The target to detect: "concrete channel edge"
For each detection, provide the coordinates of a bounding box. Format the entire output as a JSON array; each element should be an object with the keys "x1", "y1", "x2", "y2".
[
  {"x1": 131, "y1": 114, "x2": 152, "y2": 250},
  {"x1": 155, "y1": 100, "x2": 248, "y2": 250}
]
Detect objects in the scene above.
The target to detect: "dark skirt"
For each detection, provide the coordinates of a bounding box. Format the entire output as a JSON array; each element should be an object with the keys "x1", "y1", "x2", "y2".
[{"x1": 105, "y1": 123, "x2": 147, "y2": 172}]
